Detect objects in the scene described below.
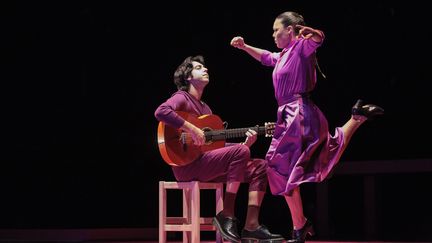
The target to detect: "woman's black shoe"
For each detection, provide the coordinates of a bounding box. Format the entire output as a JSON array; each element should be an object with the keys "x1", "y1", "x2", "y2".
[
  {"x1": 352, "y1": 99, "x2": 384, "y2": 119},
  {"x1": 287, "y1": 219, "x2": 315, "y2": 243}
]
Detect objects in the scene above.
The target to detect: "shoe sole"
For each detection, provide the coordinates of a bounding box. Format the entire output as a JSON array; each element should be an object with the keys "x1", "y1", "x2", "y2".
[
  {"x1": 212, "y1": 218, "x2": 240, "y2": 243},
  {"x1": 241, "y1": 238, "x2": 285, "y2": 243}
]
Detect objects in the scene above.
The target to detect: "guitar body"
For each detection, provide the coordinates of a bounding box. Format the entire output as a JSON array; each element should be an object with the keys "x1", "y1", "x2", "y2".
[{"x1": 157, "y1": 111, "x2": 225, "y2": 166}]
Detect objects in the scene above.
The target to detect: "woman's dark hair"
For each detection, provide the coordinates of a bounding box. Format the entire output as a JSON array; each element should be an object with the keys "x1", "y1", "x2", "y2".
[
  {"x1": 173, "y1": 55, "x2": 205, "y2": 91},
  {"x1": 277, "y1": 11, "x2": 326, "y2": 79},
  {"x1": 276, "y1": 11, "x2": 306, "y2": 35}
]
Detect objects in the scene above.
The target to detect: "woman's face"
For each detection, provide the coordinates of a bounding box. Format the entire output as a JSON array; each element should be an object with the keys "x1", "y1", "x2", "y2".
[{"x1": 272, "y1": 18, "x2": 293, "y2": 49}]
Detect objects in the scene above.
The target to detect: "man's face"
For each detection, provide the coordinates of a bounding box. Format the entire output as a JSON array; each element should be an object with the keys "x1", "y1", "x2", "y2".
[{"x1": 188, "y1": 61, "x2": 209, "y2": 86}]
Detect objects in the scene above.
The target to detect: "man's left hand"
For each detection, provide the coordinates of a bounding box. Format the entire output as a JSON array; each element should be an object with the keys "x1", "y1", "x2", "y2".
[{"x1": 242, "y1": 129, "x2": 257, "y2": 147}]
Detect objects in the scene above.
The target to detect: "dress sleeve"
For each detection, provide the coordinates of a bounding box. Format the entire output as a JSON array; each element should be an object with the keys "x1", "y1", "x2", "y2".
[
  {"x1": 260, "y1": 50, "x2": 280, "y2": 67},
  {"x1": 299, "y1": 31, "x2": 325, "y2": 57},
  {"x1": 154, "y1": 93, "x2": 187, "y2": 129}
]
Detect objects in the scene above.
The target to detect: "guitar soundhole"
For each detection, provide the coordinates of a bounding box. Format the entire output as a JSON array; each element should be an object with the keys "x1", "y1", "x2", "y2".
[{"x1": 202, "y1": 127, "x2": 213, "y2": 144}]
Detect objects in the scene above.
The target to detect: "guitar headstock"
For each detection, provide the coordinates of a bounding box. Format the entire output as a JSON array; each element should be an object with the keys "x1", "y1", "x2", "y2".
[{"x1": 264, "y1": 122, "x2": 276, "y2": 137}]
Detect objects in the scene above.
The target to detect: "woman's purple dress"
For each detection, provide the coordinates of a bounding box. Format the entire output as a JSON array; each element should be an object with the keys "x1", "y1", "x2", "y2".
[{"x1": 261, "y1": 36, "x2": 345, "y2": 196}]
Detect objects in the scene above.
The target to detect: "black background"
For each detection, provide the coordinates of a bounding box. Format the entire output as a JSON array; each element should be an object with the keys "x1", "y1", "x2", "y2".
[{"x1": 2, "y1": 0, "x2": 432, "y2": 241}]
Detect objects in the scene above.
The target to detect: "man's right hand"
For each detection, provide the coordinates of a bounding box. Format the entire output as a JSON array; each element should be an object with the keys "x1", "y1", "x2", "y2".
[{"x1": 182, "y1": 121, "x2": 205, "y2": 146}]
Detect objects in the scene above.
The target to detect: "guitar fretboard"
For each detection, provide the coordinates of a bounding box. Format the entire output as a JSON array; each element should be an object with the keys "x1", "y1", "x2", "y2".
[{"x1": 205, "y1": 126, "x2": 267, "y2": 141}]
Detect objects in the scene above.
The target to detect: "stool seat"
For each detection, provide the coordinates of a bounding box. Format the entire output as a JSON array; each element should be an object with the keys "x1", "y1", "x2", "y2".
[{"x1": 159, "y1": 181, "x2": 224, "y2": 243}]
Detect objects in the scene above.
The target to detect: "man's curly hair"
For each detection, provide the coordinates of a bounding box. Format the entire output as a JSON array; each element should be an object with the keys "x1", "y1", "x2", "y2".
[{"x1": 173, "y1": 55, "x2": 205, "y2": 91}]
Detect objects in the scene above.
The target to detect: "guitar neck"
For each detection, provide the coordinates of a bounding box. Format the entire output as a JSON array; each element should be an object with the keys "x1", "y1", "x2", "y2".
[{"x1": 205, "y1": 126, "x2": 267, "y2": 141}]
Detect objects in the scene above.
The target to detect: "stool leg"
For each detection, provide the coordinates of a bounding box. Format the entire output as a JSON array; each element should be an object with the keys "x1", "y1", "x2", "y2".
[
  {"x1": 159, "y1": 182, "x2": 167, "y2": 243},
  {"x1": 183, "y1": 185, "x2": 191, "y2": 243},
  {"x1": 191, "y1": 181, "x2": 200, "y2": 243}
]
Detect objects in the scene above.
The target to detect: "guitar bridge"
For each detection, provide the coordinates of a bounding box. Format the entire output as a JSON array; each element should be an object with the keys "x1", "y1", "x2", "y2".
[{"x1": 180, "y1": 132, "x2": 188, "y2": 151}]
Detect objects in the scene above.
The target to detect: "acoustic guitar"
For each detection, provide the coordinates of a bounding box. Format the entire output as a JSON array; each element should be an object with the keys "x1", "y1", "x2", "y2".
[{"x1": 157, "y1": 111, "x2": 275, "y2": 166}]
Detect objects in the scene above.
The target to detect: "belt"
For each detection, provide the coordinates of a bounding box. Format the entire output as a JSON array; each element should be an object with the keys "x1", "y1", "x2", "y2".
[{"x1": 277, "y1": 93, "x2": 310, "y2": 106}]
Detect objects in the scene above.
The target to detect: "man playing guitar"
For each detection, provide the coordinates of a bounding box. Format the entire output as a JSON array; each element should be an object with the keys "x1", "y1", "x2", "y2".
[{"x1": 154, "y1": 55, "x2": 283, "y2": 243}]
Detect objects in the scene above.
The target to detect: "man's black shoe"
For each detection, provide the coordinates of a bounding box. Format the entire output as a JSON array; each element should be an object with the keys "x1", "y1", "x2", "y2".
[
  {"x1": 212, "y1": 212, "x2": 241, "y2": 243},
  {"x1": 241, "y1": 225, "x2": 285, "y2": 243}
]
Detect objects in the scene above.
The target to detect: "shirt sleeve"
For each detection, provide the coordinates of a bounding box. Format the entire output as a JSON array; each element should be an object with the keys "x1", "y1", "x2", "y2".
[{"x1": 154, "y1": 93, "x2": 187, "y2": 129}]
